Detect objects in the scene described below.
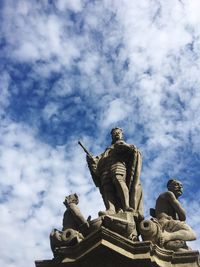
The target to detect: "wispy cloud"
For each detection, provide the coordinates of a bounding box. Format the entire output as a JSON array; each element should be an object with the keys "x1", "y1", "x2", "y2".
[{"x1": 0, "y1": 0, "x2": 200, "y2": 266}]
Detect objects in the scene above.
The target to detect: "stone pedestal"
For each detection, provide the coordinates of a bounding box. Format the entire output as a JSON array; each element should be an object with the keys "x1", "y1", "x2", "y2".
[{"x1": 35, "y1": 227, "x2": 200, "y2": 267}]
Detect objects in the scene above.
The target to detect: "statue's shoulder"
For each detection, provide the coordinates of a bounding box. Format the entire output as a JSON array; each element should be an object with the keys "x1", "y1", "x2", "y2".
[
  {"x1": 97, "y1": 145, "x2": 113, "y2": 158},
  {"x1": 129, "y1": 143, "x2": 137, "y2": 149},
  {"x1": 160, "y1": 191, "x2": 175, "y2": 201},
  {"x1": 128, "y1": 144, "x2": 141, "y2": 154},
  {"x1": 104, "y1": 144, "x2": 114, "y2": 151}
]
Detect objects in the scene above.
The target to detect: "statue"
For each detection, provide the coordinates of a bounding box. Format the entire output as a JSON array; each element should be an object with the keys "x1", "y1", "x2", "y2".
[
  {"x1": 82, "y1": 127, "x2": 143, "y2": 218},
  {"x1": 42, "y1": 135, "x2": 199, "y2": 267},
  {"x1": 50, "y1": 193, "x2": 103, "y2": 255},
  {"x1": 36, "y1": 123, "x2": 200, "y2": 267},
  {"x1": 49, "y1": 192, "x2": 139, "y2": 255},
  {"x1": 140, "y1": 179, "x2": 196, "y2": 251},
  {"x1": 50, "y1": 194, "x2": 86, "y2": 255},
  {"x1": 62, "y1": 193, "x2": 89, "y2": 231}
]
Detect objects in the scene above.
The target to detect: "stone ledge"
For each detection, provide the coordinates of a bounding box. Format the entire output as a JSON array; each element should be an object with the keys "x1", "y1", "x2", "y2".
[{"x1": 35, "y1": 227, "x2": 200, "y2": 267}]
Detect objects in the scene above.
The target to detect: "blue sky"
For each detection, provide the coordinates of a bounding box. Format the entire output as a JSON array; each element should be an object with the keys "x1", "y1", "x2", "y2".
[{"x1": 1, "y1": 0, "x2": 200, "y2": 266}]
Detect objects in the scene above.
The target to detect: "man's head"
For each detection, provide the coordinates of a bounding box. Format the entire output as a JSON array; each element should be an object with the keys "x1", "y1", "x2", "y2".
[
  {"x1": 111, "y1": 127, "x2": 123, "y2": 143},
  {"x1": 167, "y1": 179, "x2": 183, "y2": 198}
]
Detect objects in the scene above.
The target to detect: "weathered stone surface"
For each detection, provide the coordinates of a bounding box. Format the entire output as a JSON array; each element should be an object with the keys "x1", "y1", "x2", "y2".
[
  {"x1": 35, "y1": 227, "x2": 200, "y2": 267},
  {"x1": 80, "y1": 127, "x2": 143, "y2": 219},
  {"x1": 140, "y1": 179, "x2": 197, "y2": 251},
  {"x1": 102, "y1": 211, "x2": 138, "y2": 240},
  {"x1": 50, "y1": 194, "x2": 90, "y2": 254}
]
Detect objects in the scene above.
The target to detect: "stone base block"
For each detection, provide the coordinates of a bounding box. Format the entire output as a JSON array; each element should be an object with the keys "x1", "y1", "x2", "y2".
[{"x1": 35, "y1": 227, "x2": 200, "y2": 267}]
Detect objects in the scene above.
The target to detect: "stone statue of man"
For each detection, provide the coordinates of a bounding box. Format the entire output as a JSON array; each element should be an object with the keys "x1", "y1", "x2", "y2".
[
  {"x1": 140, "y1": 179, "x2": 196, "y2": 251},
  {"x1": 154, "y1": 179, "x2": 196, "y2": 249},
  {"x1": 86, "y1": 127, "x2": 143, "y2": 218}
]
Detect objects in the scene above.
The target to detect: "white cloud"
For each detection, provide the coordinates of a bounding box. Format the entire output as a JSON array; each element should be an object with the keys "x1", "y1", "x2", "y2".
[
  {"x1": 42, "y1": 102, "x2": 59, "y2": 120},
  {"x1": 101, "y1": 98, "x2": 132, "y2": 127},
  {"x1": 3, "y1": 3, "x2": 80, "y2": 73},
  {"x1": 0, "y1": 71, "x2": 10, "y2": 115},
  {"x1": 51, "y1": 77, "x2": 73, "y2": 97},
  {"x1": 1, "y1": 0, "x2": 200, "y2": 266},
  {"x1": 55, "y1": 0, "x2": 83, "y2": 13}
]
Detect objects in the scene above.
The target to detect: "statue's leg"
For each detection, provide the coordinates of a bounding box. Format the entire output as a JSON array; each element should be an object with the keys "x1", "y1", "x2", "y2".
[
  {"x1": 162, "y1": 228, "x2": 196, "y2": 243},
  {"x1": 99, "y1": 182, "x2": 116, "y2": 215},
  {"x1": 113, "y1": 174, "x2": 133, "y2": 212},
  {"x1": 159, "y1": 220, "x2": 196, "y2": 244}
]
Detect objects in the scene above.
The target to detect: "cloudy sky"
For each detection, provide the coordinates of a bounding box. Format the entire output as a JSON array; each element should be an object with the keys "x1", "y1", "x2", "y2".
[{"x1": 1, "y1": 0, "x2": 200, "y2": 266}]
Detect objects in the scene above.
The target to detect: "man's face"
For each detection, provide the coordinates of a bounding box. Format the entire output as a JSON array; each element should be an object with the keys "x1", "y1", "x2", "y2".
[
  {"x1": 111, "y1": 129, "x2": 123, "y2": 141},
  {"x1": 169, "y1": 181, "x2": 183, "y2": 198}
]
